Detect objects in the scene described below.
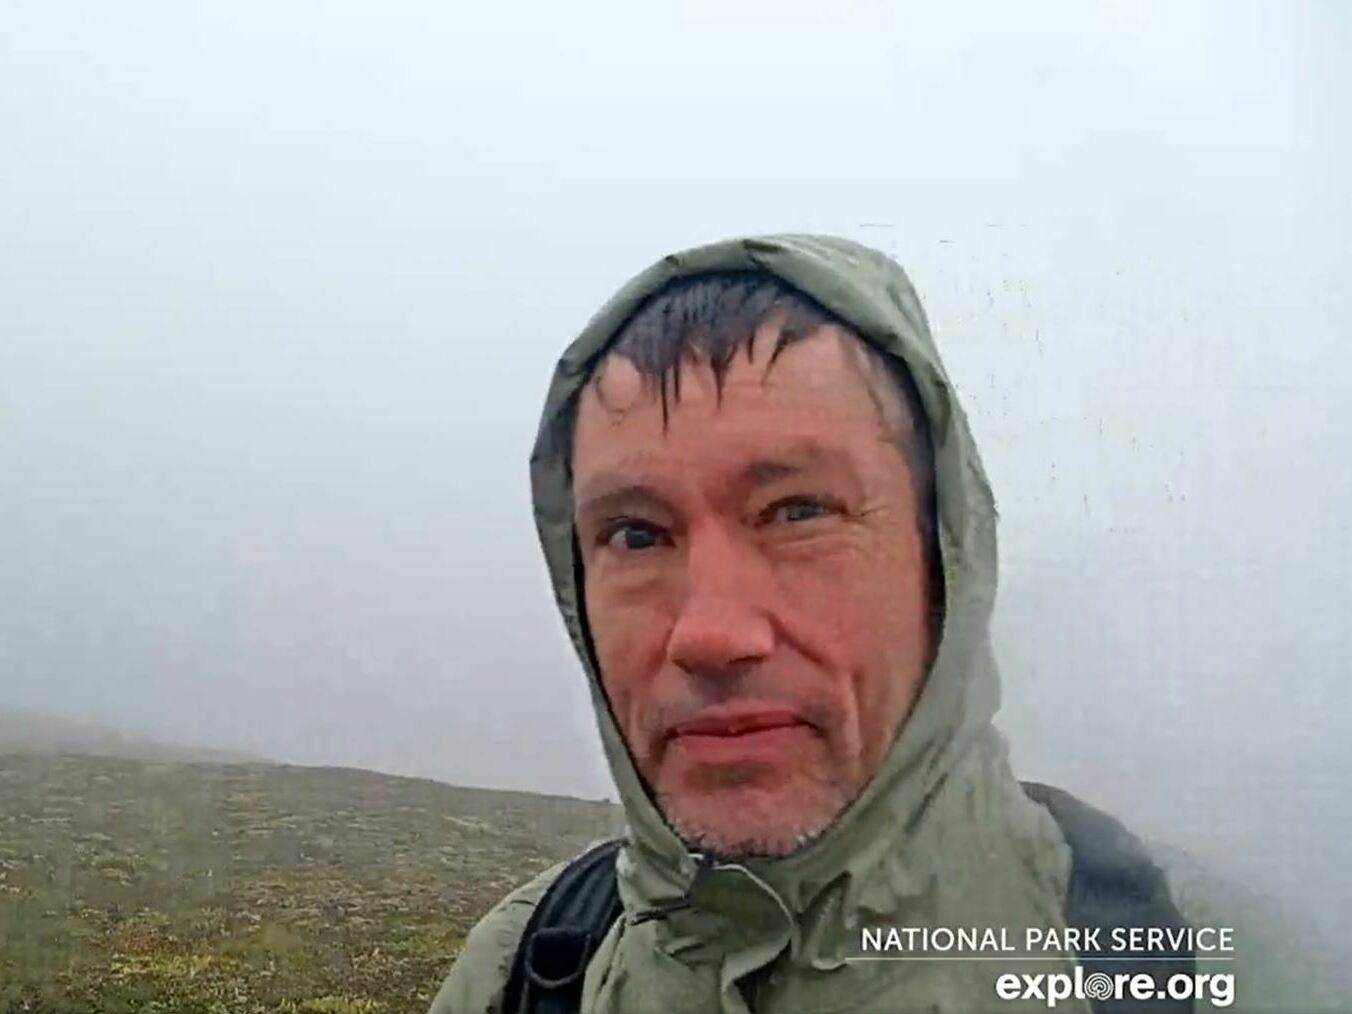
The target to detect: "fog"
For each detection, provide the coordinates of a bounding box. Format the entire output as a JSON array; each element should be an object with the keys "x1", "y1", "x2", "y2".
[{"x1": 3, "y1": 0, "x2": 1348, "y2": 952}]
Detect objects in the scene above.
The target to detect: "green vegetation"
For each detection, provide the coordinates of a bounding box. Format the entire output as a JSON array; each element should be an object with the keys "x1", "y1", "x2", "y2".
[{"x1": 0, "y1": 755, "x2": 623, "y2": 1014}]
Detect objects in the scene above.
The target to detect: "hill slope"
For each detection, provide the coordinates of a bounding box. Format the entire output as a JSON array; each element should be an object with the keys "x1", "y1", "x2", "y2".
[{"x1": 0, "y1": 754, "x2": 623, "y2": 1014}]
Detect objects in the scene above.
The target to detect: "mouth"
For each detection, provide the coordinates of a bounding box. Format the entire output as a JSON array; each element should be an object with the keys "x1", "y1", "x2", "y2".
[{"x1": 666, "y1": 708, "x2": 808, "y2": 741}]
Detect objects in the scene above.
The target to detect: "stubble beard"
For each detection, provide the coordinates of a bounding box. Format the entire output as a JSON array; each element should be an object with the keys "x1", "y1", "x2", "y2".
[{"x1": 655, "y1": 761, "x2": 856, "y2": 860}]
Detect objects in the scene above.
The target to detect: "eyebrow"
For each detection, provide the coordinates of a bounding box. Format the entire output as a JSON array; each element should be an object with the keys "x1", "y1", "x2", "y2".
[
  {"x1": 573, "y1": 477, "x2": 676, "y2": 521},
  {"x1": 738, "y1": 439, "x2": 852, "y2": 490},
  {"x1": 739, "y1": 457, "x2": 810, "y2": 489},
  {"x1": 573, "y1": 440, "x2": 855, "y2": 520}
]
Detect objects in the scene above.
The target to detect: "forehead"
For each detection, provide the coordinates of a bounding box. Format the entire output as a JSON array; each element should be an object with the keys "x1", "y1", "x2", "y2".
[{"x1": 570, "y1": 324, "x2": 892, "y2": 474}]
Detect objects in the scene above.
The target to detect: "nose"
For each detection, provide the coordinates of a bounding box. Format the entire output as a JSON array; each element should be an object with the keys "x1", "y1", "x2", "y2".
[{"x1": 667, "y1": 525, "x2": 775, "y2": 676}]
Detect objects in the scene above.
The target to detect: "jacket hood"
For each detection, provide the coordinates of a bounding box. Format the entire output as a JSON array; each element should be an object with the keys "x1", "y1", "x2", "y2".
[{"x1": 528, "y1": 235, "x2": 1080, "y2": 1004}]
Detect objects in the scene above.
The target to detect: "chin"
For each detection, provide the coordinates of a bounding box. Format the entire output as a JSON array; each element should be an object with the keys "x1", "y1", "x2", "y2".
[{"x1": 656, "y1": 770, "x2": 849, "y2": 860}]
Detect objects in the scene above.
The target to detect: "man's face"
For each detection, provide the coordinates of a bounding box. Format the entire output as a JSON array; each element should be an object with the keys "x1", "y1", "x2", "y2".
[{"x1": 570, "y1": 323, "x2": 933, "y2": 857}]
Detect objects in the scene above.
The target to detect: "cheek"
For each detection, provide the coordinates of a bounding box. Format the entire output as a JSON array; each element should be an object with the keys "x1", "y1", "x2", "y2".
[
  {"x1": 778, "y1": 545, "x2": 908, "y2": 651},
  {"x1": 585, "y1": 582, "x2": 672, "y2": 734},
  {"x1": 779, "y1": 542, "x2": 929, "y2": 706},
  {"x1": 854, "y1": 552, "x2": 932, "y2": 746}
]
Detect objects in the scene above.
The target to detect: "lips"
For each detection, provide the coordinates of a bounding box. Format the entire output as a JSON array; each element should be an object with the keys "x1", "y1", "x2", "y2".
[{"x1": 667, "y1": 709, "x2": 806, "y2": 740}]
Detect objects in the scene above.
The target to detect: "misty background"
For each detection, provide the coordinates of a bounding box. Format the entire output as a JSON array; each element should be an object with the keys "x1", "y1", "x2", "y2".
[{"x1": 3, "y1": 0, "x2": 1348, "y2": 952}]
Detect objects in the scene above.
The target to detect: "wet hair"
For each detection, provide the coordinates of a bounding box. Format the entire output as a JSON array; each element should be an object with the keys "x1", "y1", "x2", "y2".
[{"x1": 582, "y1": 271, "x2": 944, "y2": 643}]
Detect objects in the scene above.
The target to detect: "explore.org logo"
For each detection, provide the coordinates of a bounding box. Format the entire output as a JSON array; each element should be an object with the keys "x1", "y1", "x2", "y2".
[
  {"x1": 995, "y1": 967, "x2": 1235, "y2": 1009},
  {"x1": 853, "y1": 925, "x2": 1237, "y2": 1008}
]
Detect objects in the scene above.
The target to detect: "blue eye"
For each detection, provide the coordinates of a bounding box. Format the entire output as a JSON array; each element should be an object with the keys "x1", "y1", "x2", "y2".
[
  {"x1": 766, "y1": 497, "x2": 838, "y2": 525},
  {"x1": 603, "y1": 520, "x2": 666, "y2": 551}
]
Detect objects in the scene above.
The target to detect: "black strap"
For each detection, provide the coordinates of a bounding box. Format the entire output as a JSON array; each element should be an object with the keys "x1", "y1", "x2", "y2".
[
  {"x1": 506, "y1": 784, "x2": 1193, "y2": 1013},
  {"x1": 1021, "y1": 782, "x2": 1194, "y2": 1012},
  {"x1": 502, "y1": 838, "x2": 623, "y2": 1014}
]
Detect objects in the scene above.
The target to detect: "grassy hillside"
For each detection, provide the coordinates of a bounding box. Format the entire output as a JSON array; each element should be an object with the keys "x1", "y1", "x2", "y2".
[{"x1": 0, "y1": 754, "x2": 623, "y2": 1014}]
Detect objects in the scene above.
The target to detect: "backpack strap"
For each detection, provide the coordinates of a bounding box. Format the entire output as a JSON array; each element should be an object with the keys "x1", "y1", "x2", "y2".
[
  {"x1": 506, "y1": 787, "x2": 1195, "y2": 1014},
  {"x1": 502, "y1": 838, "x2": 624, "y2": 1014},
  {"x1": 1021, "y1": 781, "x2": 1195, "y2": 1012}
]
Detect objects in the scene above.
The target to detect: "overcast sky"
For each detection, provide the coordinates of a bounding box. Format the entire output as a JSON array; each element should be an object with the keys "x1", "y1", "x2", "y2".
[{"x1": 2, "y1": 0, "x2": 1349, "y2": 941}]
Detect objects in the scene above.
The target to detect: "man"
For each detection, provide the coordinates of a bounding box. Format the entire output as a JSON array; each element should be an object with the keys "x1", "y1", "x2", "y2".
[{"x1": 431, "y1": 235, "x2": 1334, "y2": 1013}]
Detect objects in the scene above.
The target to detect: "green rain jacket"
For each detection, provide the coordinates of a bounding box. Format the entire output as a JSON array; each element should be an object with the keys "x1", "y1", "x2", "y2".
[{"x1": 430, "y1": 235, "x2": 1344, "y2": 1014}]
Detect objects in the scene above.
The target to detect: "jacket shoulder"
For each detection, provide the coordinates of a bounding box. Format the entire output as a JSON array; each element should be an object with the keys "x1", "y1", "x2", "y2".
[
  {"x1": 1020, "y1": 780, "x2": 1182, "y2": 928},
  {"x1": 426, "y1": 860, "x2": 565, "y2": 1014}
]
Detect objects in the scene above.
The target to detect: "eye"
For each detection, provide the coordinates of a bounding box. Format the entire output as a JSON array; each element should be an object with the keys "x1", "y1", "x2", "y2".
[
  {"x1": 600, "y1": 519, "x2": 669, "y2": 551},
  {"x1": 761, "y1": 496, "x2": 840, "y2": 526}
]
